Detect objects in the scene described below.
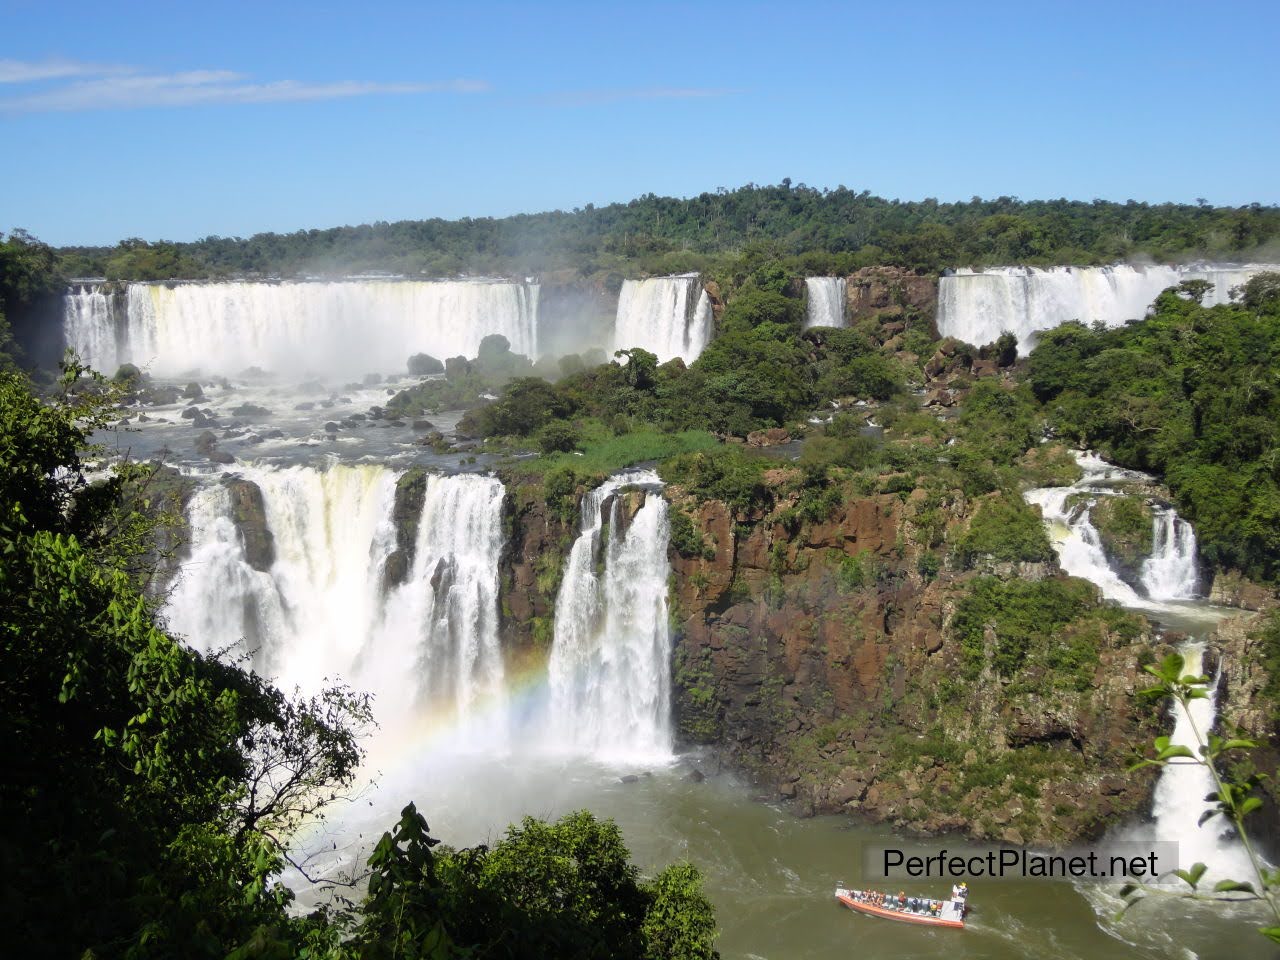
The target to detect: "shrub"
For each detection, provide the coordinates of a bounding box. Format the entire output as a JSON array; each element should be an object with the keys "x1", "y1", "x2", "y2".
[
  {"x1": 537, "y1": 421, "x2": 581, "y2": 454},
  {"x1": 959, "y1": 494, "x2": 1055, "y2": 567}
]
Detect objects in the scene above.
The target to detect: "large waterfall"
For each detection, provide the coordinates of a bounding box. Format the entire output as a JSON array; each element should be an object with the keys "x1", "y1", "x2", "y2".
[
  {"x1": 547, "y1": 471, "x2": 673, "y2": 760},
  {"x1": 166, "y1": 464, "x2": 507, "y2": 739},
  {"x1": 804, "y1": 277, "x2": 847, "y2": 328},
  {"x1": 937, "y1": 263, "x2": 1274, "y2": 353},
  {"x1": 64, "y1": 279, "x2": 540, "y2": 377},
  {"x1": 614, "y1": 275, "x2": 712, "y2": 364}
]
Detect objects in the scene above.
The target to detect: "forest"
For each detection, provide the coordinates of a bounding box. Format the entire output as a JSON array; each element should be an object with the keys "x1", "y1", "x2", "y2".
[{"x1": 45, "y1": 182, "x2": 1280, "y2": 281}]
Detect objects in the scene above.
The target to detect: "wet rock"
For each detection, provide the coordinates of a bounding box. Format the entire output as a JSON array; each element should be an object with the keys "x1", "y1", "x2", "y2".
[
  {"x1": 619, "y1": 775, "x2": 640, "y2": 784},
  {"x1": 263, "y1": 429, "x2": 285, "y2": 439},
  {"x1": 324, "y1": 421, "x2": 340, "y2": 433},
  {"x1": 193, "y1": 430, "x2": 218, "y2": 455},
  {"x1": 231, "y1": 403, "x2": 271, "y2": 418},
  {"x1": 687, "y1": 769, "x2": 705, "y2": 783},
  {"x1": 294, "y1": 401, "x2": 316, "y2": 411},
  {"x1": 182, "y1": 381, "x2": 204, "y2": 400},
  {"x1": 412, "y1": 419, "x2": 435, "y2": 431},
  {"x1": 408, "y1": 352, "x2": 444, "y2": 375},
  {"x1": 181, "y1": 406, "x2": 198, "y2": 419},
  {"x1": 223, "y1": 477, "x2": 275, "y2": 570},
  {"x1": 207, "y1": 450, "x2": 235, "y2": 464}
]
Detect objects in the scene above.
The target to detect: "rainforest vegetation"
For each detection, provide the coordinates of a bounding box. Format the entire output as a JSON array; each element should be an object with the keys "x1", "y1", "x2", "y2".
[{"x1": 33, "y1": 183, "x2": 1280, "y2": 282}]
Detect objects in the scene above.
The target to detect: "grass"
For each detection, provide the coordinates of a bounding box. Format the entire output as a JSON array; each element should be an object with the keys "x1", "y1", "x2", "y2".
[{"x1": 502, "y1": 420, "x2": 721, "y2": 479}]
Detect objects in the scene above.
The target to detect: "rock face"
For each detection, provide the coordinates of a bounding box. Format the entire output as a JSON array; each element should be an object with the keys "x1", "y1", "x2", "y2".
[
  {"x1": 382, "y1": 468, "x2": 428, "y2": 591},
  {"x1": 660, "y1": 483, "x2": 1162, "y2": 846},
  {"x1": 845, "y1": 267, "x2": 938, "y2": 331},
  {"x1": 497, "y1": 482, "x2": 578, "y2": 655},
  {"x1": 1213, "y1": 612, "x2": 1280, "y2": 858},
  {"x1": 223, "y1": 477, "x2": 274, "y2": 571}
]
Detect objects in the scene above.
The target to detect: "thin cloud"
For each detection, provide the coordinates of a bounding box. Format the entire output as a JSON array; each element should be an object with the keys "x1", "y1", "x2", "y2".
[
  {"x1": 0, "y1": 59, "x2": 489, "y2": 112},
  {"x1": 543, "y1": 86, "x2": 739, "y2": 107},
  {"x1": 0, "y1": 57, "x2": 133, "y2": 83}
]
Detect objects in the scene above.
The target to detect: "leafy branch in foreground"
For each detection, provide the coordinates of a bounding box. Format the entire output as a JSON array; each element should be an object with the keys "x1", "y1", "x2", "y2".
[{"x1": 1117, "y1": 652, "x2": 1280, "y2": 944}]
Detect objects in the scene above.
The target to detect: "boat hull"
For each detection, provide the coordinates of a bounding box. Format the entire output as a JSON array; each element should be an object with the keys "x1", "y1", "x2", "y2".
[{"x1": 834, "y1": 888, "x2": 965, "y2": 929}]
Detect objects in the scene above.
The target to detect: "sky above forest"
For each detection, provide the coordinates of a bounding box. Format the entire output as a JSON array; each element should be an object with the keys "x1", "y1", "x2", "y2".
[{"x1": 2, "y1": 0, "x2": 1277, "y2": 245}]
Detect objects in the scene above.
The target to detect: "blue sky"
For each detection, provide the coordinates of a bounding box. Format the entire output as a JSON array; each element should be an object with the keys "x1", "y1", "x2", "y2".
[{"x1": 2, "y1": 0, "x2": 1277, "y2": 246}]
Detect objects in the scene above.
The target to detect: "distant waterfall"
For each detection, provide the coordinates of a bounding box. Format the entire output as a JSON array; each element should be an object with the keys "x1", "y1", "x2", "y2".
[
  {"x1": 614, "y1": 275, "x2": 712, "y2": 364},
  {"x1": 1149, "y1": 643, "x2": 1256, "y2": 882},
  {"x1": 804, "y1": 277, "x2": 847, "y2": 328},
  {"x1": 166, "y1": 464, "x2": 507, "y2": 739},
  {"x1": 1140, "y1": 509, "x2": 1200, "y2": 602},
  {"x1": 547, "y1": 471, "x2": 673, "y2": 760},
  {"x1": 63, "y1": 279, "x2": 540, "y2": 377},
  {"x1": 937, "y1": 263, "x2": 1276, "y2": 353}
]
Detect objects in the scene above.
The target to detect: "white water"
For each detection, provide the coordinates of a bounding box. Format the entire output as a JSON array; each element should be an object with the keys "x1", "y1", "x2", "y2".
[
  {"x1": 1148, "y1": 642, "x2": 1258, "y2": 883},
  {"x1": 1025, "y1": 453, "x2": 1200, "y2": 609},
  {"x1": 1027, "y1": 452, "x2": 1261, "y2": 886},
  {"x1": 166, "y1": 463, "x2": 507, "y2": 742},
  {"x1": 804, "y1": 277, "x2": 847, "y2": 329},
  {"x1": 937, "y1": 263, "x2": 1277, "y2": 353},
  {"x1": 1140, "y1": 509, "x2": 1200, "y2": 601},
  {"x1": 614, "y1": 275, "x2": 712, "y2": 364},
  {"x1": 64, "y1": 279, "x2": 540, "y2": 377},
  {"x1": 547, "y1": 471, "x2": 673, "y2": 761}
]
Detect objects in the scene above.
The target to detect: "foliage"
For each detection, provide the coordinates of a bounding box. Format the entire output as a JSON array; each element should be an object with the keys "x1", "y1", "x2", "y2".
[
  {"x1": 537, "y1": 420, "x2": 582, "y2": 454},
  {"x1": 1028, "y1": 278, "x2": 1280, "y2": 581},
  {"x1": 660, "y1": 447, "x2": 770, "y2": 513},
  {"x1": 958, "y1": 493, "x2": 1055, "y2": 567},
  {"x1": 669, "y1": 508, "x2": 713, "y2": 560},
  {"x1": 1119, "y1": 653, "x2": 1280, "y2": 945},
  {"x1": 950, "y1": 576, "x2": 1099, "y2": 680},
  {"x1": 0, "y1": 366, "x2": 371, "y2": 958},
  {"x1": 48, "y1": 186, "x2": 1280, "y2": 281},
  {"x1": 352, "y1": 805, "x2": 719, "y2": 960}
]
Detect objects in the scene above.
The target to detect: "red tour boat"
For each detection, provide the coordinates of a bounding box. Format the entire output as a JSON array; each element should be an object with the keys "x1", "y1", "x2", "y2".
[{"x1": 834, "y1": 884, "x2": 967, "y2": 929}]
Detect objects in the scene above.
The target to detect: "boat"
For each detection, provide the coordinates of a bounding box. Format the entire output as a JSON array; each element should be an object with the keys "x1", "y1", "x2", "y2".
[{"x1": 834, "y1": 885, "x2": 966, "y2": 929}]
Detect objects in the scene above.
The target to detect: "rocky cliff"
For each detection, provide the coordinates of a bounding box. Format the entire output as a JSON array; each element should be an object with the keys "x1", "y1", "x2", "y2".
[{"x1": 660, "y1": 477, "x2": 1163, "y2": 847}]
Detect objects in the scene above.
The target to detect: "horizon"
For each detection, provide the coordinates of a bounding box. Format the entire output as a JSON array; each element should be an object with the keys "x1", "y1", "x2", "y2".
[{"x1": 2, "y1": 0, "x2": 1278, "y2": 247}]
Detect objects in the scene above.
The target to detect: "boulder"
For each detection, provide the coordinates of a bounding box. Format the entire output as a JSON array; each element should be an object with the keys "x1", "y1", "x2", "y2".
[
  {"x1": 183, "y1": 381, "x2": 204, "y2": 400},
  {"x1": 193, "y1": 430, "x2": 218, "y2": 455},
  {"x1": 231, "y1": 403, "x2": 271, "y2": 418},
  {"x1": 408, "y1": 353, "x2": 445, "y2": 375},
  {"x1": 223, "y1": 477, "x2": 275, "y2": 570},
  {"x1": 207, "y1": 450, "x2": 235, "y2": 464}
]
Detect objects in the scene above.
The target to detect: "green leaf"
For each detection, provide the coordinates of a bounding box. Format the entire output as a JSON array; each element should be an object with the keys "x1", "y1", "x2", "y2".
[
  {"x1": 1174, "y1": 863, "x2": 1207, "y2": 889},
  {"x1": 1212, "y1": 879, "x2": 1256, "y2": 894}
]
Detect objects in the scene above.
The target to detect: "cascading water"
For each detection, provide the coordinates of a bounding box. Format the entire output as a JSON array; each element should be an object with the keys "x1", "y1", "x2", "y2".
[
  {"x1": 1028, "y1": 452, "x2": 1260, "y2": 885},
  {"x1": 63, "y1": 279, "x2": 540, "y2": 377},
  {"x1": 1140, "y1": 508, "x2": 1200, "y2": 601},
  {"x1": 614, "y1": 275, "x2": 712, "y2": 364},
  {"x1": 937, "y1": 263, "x2": 1277, "y2": 353},
  {"x1": 1025, "y1": 453, "x2": 1201, "y2": 607},
  {"x1": 804, "y1": 277, "x2": 847, "y2": 328},
  {"x1": 378, "y1": 473, "x2": 508, "y2": 739},
  {"x1": 1148, "y1": 643, "x2": 1257, "y2": 883},
  {"x1": 547, "y1": 471, "x2": 673, "y2": 760},
  {"x1": 165, "y1": 464, "x2": 507, "y2": 741},
  {"x1": 165, "y1": 482, "x2": 287, "y2": 672}
]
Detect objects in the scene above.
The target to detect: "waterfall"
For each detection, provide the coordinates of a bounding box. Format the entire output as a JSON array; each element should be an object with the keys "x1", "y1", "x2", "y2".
[
  {"x1": 62, "y1": 284, "x2": 124, "y2": 374},
  {"x1": 164, "y1": 482, "x2": 287, "y2": 672},
  {"x1": 1026, "y1": 453, "x2": 1204, "y2": 608},
  {"x1": 614, "y1": 275, "x2": 712, "y2": 364},
  {"x1": 804, "y1": 277, "x2": 847, "y2": 328},
  {"x1": 1141, "y1": 508, "x2": 1200, "y2": 602},
  {"x1": 379, "y1": 473, "x2": 508, "y2": 737},
  {"x1": 63, "y1": 279, "x2": 540, "y2": 378},
  {"x1": 937, "y1": 263, "x2": 1276, "y2": 353},
  {"x1": 165, "y1": 464, "x2": 508, "y2": 740},
  {"x1": 1024, "y1": 485, "x2": 1151, "y2": 608},
  {"x1": 1149, "y1": 643, "x2": 1256, "y2": 883},
  {"x1": 547, "y1": 471, "x2": 673, "y2": 760}
]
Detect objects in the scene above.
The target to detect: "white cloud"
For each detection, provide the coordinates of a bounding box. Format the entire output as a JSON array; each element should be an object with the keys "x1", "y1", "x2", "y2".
[
  {"x1": 0, "y1": 57, "x2": 130, "y2": 83},
  {"x1": 0, "y1": 59, "x2": 489, "y2": 112}
]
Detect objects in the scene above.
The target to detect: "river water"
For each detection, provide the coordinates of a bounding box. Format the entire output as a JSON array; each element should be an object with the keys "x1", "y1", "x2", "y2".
[{"x1": 108, "y1": 366, "x2": 1273, "y2": 958}]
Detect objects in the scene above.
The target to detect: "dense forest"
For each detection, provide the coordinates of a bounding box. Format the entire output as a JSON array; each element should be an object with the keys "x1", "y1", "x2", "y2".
[{"x1": 46, "y1": 182, "x2": 1280, "y2": 281}]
